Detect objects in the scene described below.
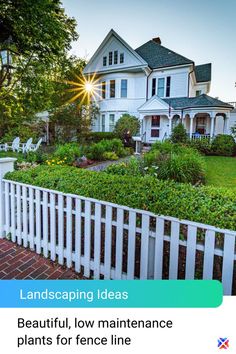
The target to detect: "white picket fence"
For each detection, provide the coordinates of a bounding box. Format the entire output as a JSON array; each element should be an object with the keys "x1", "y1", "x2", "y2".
[{"x1": 0, "y1": 158, "x2": 235, "y2": 295}]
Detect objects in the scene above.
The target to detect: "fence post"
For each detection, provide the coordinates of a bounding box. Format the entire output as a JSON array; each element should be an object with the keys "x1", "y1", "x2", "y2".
[{"x1": 0, "y1": 158, "x2": 16, "y2": 238}]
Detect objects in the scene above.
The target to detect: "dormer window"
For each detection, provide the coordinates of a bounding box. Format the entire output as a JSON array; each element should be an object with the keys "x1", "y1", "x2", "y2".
[
  {"x1": 103, "y1": 56, "x2": 107, "y2": 66},
  {"x1": 120, "y1": 53, "x2": 124, "y2": 64},
  {"x1": 114, "y1": 51, "x2": 118, "y2": 65},
  {"x1": 109, "y1": 52, "x2": 113, "y2": 65}
]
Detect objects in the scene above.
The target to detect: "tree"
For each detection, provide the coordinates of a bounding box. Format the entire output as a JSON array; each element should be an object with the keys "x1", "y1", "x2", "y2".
[
  {"x1": 114, "y1": 114, "x2": 140, "y2": 139},
  {"x1": 171, "y1": 123, "x2": 188, "y2": 144},
  {"x1": 0, "y1": 0, "x2": 78, "y2": 138}
]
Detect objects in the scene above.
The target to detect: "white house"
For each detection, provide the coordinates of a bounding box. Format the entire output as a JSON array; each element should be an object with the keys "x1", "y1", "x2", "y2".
[{"x1": 83, "y1": 29, "x2": 234, "y2": 143}]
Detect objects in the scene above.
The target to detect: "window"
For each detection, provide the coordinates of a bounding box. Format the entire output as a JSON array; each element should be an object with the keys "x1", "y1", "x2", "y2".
[
  {"x1": 101, "y1": 114, "x2": 106, "y2": 132},
  {"x1": 109, "y1": 114, "x2": 115, "y2": 132},
  {"x1": 151, "y1": 115, "x2": 160, "y2": 138},
  {"x1": 157, "y1": 78, "x2": 165, "y2": 97},
  {"x1": 109, "y1": 52, "x2": 113, "y2": 65},
  {"x1": 103, "y1": 56, "x2": 107, "y2": 66},
  {"x1": 110, "y1": 80, "x2": 116, "y2": 98},
  {"x1": 166, "y1": 76, "x2": 171, "y2": 97},
  {"x1": 114, "y1": 51, "x2": 118, "y2": 64},
  {"x1": 121, "y1": 79, "x2": 128, "y2": 98},
  {"x1": 196, "y1": 90, "x2": 201, "y2": 97},
  {"x1": 152, "y1": 78, "x2": 156, "y2": 96},
  {"x1": 101, "y1": 81, "x2": 106, "y2": 99},
  {"x1": 120, "y1": 53, "x2": 124, "y2": 64}
]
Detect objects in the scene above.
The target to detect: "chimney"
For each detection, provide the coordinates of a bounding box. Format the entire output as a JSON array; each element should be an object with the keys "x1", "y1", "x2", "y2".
[{"x1": 152, "y1": 37, "x2": 161, "y2": 45}]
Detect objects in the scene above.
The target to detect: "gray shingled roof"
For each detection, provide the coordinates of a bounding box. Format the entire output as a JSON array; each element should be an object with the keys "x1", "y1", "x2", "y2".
[
  {"x1": 164, "y1": 94, "x2": 233, "y2": 109},
  {"x1": 195, "y1": 63, "x2": 211, "y2": 82},
  {"x1": 135, "y1": 40, "x2": 193, "y2": 69}
]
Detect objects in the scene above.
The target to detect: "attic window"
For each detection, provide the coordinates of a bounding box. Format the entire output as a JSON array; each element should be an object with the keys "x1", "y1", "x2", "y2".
[
  {"x1": 103, "y1": 56, "x2": 107, "y2": 66},
  {"x1": 114, "y1": 51, "x2": 118, "y2": 64},
  {"x1": 109, "y1": 52, "x2": 113, "y2": 65},
  {"x1": 120, "y1": 53, "x2": 124, "y2": 64}
]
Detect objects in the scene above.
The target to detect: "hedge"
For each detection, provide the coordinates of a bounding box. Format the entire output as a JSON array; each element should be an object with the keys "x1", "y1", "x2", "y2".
[{"x1": 5, "y1": 166, "x2": 236, "y2": 231}]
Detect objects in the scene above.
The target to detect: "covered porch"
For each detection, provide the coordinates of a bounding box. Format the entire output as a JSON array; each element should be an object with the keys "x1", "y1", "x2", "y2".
[{"x1": 133, "y1": 95, "x2": 233, "y2": 149}]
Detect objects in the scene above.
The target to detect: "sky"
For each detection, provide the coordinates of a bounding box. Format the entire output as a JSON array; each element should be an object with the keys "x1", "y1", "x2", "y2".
[{"x1": 62, "y1": 0, "x2": 236, "y2": 102}]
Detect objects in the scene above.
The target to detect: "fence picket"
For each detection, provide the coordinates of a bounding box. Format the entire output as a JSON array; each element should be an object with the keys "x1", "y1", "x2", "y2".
[
  {"x1": 203, "y1": 230, "x2": 215, "y2": 279},
  {"x1": 127, "y1": 211, "x2": 136, "y2": 280},
  {"x1": 42, "y1": 191, "x2": 48, "y2": 257},
  {"x1": 74, "y1": 198, "x2": 82, "y2": 273},
  {"x1": 66, "y1": 196, "x2": 73, "y2": 268},
  {"x1": 22, "y1": 186, "x2": 28, "y2": 247},
  {"x1": 185, "y1": 225, "x2": 197, "y2": 279},
  {"x1": 222, "y1": 234, "x2": 235, "y2": 295},
  {"x1": 35, "y1": 189, "x2": 41, "y2": 254},
  {"x1": 16, "y1": 184, "x2": 22, "y2": 245},
  {"x1": 169, "y1": 221, "x2": 180, "y2": 279},
  {"x1": 29, "y1": 187, "x2": 34, "y2": 250},
  {"x1": 10, "y1": 183, "x2": 16, "y2": 243},
  {"x1": 104, "y1": 205, "x2": 112, "y2": 279},
  {"x1": 140, "y1": 214, "x2": 149, "y2": 279},
  {"x1": 84, "y1": 200, "x2": 91, "y2": 277},
  {"x1": 94, "y1": 202, "x2": 101, "y2": 279},
  {"x1": 50, "y1": 193, "x2": 56, "y2": 261},
  {"x1": 115, "y1": 208, "x2": 124, "y2": 279},
  {"x1": 154, "y1": 217, "x2": 165, "y2": 279},
  {"x1": 58, "y1": 194, "x2": 64, "y2": 265},
  {"x1": 4, "y1": 182, "x2": 10, "y2": 236}
]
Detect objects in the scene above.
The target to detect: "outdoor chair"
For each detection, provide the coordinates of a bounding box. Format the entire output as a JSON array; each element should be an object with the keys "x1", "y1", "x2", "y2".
[
  {"x1": 29, "y1": 138, "x2": 43, "y2": 152},
  {"x1": 0, "y1": 137, "x2": 20, "y2": 152},
  {"x1": 18, "y1": 138, "x2": 33, "y2": 153}
]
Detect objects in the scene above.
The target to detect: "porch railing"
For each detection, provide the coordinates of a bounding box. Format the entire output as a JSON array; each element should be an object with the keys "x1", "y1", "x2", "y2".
[{"x1": 191, "y1": 134, "x2": 211, "y2": 140}]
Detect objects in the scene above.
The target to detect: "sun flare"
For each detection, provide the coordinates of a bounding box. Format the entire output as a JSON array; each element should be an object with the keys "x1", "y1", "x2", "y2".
[{"x1": 64, "y1": 72, "x2": 101, "y2": 106}]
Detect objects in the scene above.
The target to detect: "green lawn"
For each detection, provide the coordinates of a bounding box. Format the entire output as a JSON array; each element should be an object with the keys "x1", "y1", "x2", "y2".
[{"x1": 204, "y1": 156, "x2": 236, "y2": 189}]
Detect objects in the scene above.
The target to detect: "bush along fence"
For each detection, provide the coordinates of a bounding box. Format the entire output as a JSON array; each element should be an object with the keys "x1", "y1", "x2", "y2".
[{"x1": 0, "y1": 158, "x2": 235, "y2": 295}]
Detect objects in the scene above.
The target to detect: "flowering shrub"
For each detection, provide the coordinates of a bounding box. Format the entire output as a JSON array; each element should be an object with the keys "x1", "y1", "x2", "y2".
[
  {"x1": 16, "y1": 162, "x2": 38, "y2": 171},
  {"x1": 45, "y1": 157, "x2": 68, "y2": 166}
]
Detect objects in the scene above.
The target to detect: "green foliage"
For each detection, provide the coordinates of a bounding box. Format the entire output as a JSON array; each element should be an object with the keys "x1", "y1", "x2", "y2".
[
  {"x1": 187, "y1": 139, "x2": 212, "y2": 155},
  {"x1": 211, "y1": 135, "x2": 235, "y2": 156},
  {"x1": 114, "y1": 114, "x2": 140, "y2": 139},
  {"x1": 53, "y1": 143, "x2": 82, "y2": 165},
  {"x1": 0, "y1": 0, "x2": 78, "y2": 138},
  {"x1": 84, "y1": 132, "x2": 118, "y2": 143},
  {"x1": 171, "y1": 123, "x2": 188, "y2": 143},
  {"x1": 102, "y1": 152, "x2": 119, "y2": 161},
  {"x1": 105, "y1": 157, "x2": 142, "y2": 176},
  {"x1": 6, "y1": 165, "x2": 236, "y2": 230},
  {"x1": 86, "y1": 139, "x2": 128, "y2": 161}
]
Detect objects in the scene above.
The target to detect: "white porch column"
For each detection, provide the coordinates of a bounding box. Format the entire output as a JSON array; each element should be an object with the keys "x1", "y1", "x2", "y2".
[
  {"x1": 168, "y1": 116, "x2": 173, "y2": 137},
  {"x1": 0, "y1": 158, "x2": 16, "y2": 238},
  {"x1": 223, "y1": 114, "x2": 230, "y2": 134},
  {"x1": 189, "y1": 115, "x2": 194, "y2": 140},
  {"x1": 210, "y1": 114, "x2": 215, "y2": 139}
]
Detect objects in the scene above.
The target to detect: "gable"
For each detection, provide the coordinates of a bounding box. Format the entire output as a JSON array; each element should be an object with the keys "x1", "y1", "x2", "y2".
[
  {"x1": 83, "y1": 29, "x2": 148, "y2": 75},
  {"x1": 138, "y1": 96, "x2": 170, "y2": 112}
]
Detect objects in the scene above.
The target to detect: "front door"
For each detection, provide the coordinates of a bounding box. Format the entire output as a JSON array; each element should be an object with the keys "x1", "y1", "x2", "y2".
[{"x1": 196, "y1": 117, "x2": 206, "y2": 135}]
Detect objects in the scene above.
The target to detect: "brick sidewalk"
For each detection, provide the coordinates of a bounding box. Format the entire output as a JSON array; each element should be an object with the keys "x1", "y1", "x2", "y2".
[{"x1": 0, "y1": 239, "x2": 84, "y2": 280}]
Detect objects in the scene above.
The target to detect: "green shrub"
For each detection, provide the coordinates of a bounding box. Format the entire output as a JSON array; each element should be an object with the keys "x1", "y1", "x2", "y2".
[
  {"x1": 187, "y1": 139, "x2": 212, "y2": 155},
  {"x1": 53, "y1": 143, "x2": 82, "y2": 164},
  {"x1": 105, "y1": 157, "x2": 142, "y2": 176},
  {"x1": 84, "y1": 132, "x2": 118, "y2": 143},
  {"x1": 114, "y1": 114, "x2": 140, "y2": 139},
  {"x1": 211, "y1": 135, "x2": 235, "y2": 156},
  {"x1": 86, "y1": 139, "x2": 127, "y2": 161},
  {"x1": 102, "y1": 151, "x2": 119, "y2": 160},
  {"x1": 6, "y1": 165, "x2": 236, "y2": 230},
  {"x1": 170, "y1": 123, "x2": 188, "y2": 143}
]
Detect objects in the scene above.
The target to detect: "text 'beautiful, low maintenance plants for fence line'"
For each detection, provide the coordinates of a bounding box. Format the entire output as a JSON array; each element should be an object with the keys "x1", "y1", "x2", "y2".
[{"x1": 5, "y1": 165, "x2": 236, "y2": 231}]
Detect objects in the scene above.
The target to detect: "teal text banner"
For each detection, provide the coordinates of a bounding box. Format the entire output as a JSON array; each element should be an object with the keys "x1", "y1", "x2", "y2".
[{"x1": 0, "y1": 280, "x2": 222, "y2": 308}]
